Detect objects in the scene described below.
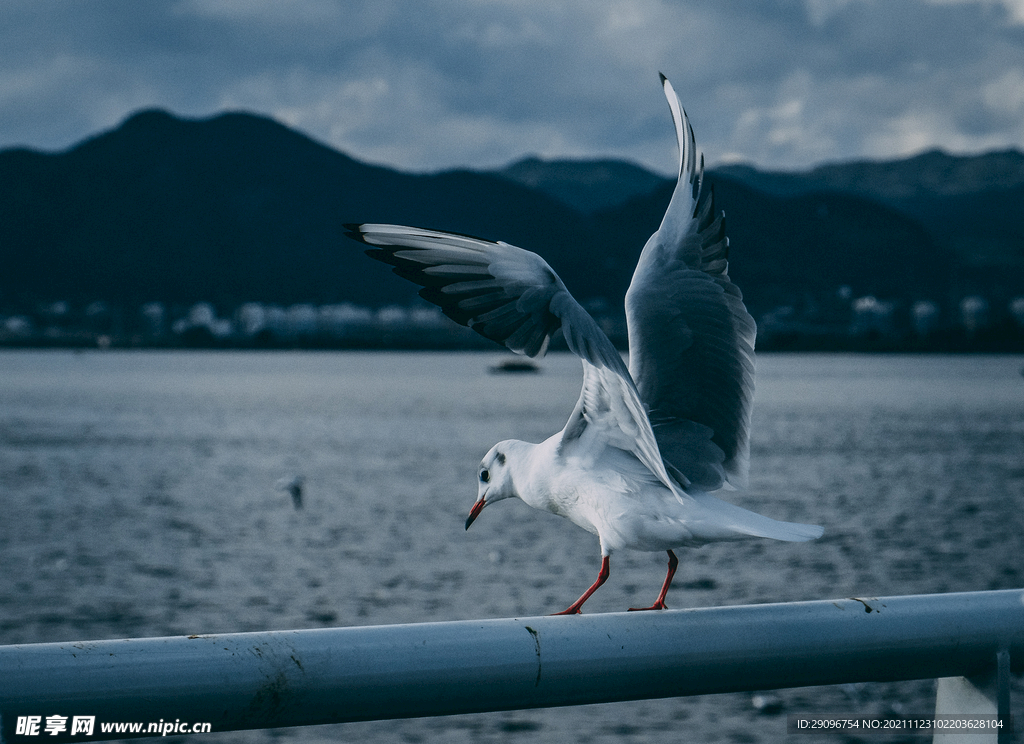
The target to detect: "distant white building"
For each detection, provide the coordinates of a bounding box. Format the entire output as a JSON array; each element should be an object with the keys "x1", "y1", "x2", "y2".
[
  {"x1": 188, "y1": 302, "x2": 216, "y2": 327},
  {"x1": 3, "y1": 315, "x2": 33, "y2": 337},
  {"x1": 235, "y1": 303, "x2": 267, "y2": 337},
  {"x1": 318, "y1": 303, "x2": 374, "y2": 337},
  {"x1": 377, "y1": 305, "x2": 409, "y2": 325},
  {"x1": 959, "y1": 296, "x2": 989, "y2": 334},
  {"x1": 286, "y1": 304, "x2": 319, "y2": 337},
  {"x1": 409, "y1": 306, "x2": 446, "y2": 327},
  {"x1": 911, "y1": 300, "x2": 940, "y2": 337},
  {"x1": 1010, "y1": 297, "x2": 1024, "y2": 328},
  {"x1": 140, "y1": 302, "x2": 166, "y2": 336},
  {"x1": 850, "y1": 295, "x2": 895, "y2": 336},
  {"x1": 173, "y1": 302, "x2": 233, "y2": 338},
  {"x1": 264, "y1": 306, "x2": 288, "y2": 337}
]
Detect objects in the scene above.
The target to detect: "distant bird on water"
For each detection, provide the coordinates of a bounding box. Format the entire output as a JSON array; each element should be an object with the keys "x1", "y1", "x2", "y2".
[
  {"x1": 346, "y1": 74, "x2": 822, "y2": 614},
  {"x1": 276, "y1": 474, "x2": 305, "y2": 510}
]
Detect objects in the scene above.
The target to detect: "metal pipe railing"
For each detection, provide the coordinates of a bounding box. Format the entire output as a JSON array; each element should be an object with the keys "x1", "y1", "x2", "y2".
[{"x1": 1, "y1": 589, "x2": 1021, "y2": 741}]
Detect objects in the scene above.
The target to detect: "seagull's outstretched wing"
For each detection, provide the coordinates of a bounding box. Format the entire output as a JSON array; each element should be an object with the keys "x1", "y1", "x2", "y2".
[
  {"x1": 347, "y1": 224, "x2": 622, "y2": 364},
  {"x1": 346, "y1": 223, "x2": 677, "y2": 491},
  {"x1": 625, "y1": 75, "x2": 757, "y2": 493}
]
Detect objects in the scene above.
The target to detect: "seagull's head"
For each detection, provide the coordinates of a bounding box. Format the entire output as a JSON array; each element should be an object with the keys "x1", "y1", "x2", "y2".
[{"x1": 465, "y1": 441, "x2": 519, "y2": 530}]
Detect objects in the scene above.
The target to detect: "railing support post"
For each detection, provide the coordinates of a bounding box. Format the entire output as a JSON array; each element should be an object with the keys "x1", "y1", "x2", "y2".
[{"x1": 934, "y1": 648, "x2": 1012, "y2": 744}]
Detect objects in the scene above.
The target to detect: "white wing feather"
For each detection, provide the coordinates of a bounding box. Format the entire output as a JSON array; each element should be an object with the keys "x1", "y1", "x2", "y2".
[
  {"x1": 347, "y1": 74, "x2": 757, "y2": 500},
  {"x1": 347, "y1": 223, "x2": 679, "y2": 492},
  {"x1": 625, "y1": 75, "x2": 757, "y2": 492}
]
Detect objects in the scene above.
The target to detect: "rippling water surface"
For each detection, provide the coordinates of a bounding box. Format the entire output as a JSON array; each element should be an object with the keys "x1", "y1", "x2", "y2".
[{"x1": 2, "y1": 350, "x2": 1022, "y2": 742}]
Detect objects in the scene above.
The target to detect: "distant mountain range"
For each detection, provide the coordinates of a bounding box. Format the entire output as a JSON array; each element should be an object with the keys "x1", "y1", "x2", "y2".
[
  {"x1": 1, "y1": 107, "x2": 1021, "y2": 334},
  {"x1": 495, "y1": 156, "x2": 668, "y2": 213}
]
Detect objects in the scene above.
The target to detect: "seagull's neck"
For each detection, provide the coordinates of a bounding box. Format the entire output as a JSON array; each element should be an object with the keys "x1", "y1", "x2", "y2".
[{"x1": 506, "y1": 434, "x2": 563, "y2": 514}]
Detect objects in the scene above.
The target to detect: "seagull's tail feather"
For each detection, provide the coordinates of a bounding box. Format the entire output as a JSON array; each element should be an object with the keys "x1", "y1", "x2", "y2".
[
  {"x1": 688, "y1": 491, "x2": 824, "y2": 543},
  {"x1": 746, "y1": 517, "x2": 824, "y2": 543}
]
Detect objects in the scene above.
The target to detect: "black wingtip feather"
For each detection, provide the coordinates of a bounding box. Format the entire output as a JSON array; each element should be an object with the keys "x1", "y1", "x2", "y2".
[
  {"x1": 363, "y1": 247, "x2": 394, "y2": 265},
  {"x1": 346, "y1": 230, "x2": 372, "y2": 247}
]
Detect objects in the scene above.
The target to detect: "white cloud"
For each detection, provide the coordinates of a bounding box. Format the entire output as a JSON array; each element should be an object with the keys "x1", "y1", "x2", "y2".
[
  {"x1": 1, "y1": 0, "x2": 1023, "y2": 171},
  {"x1": 924, "y1": 0, "x2": 1024, "y2": 24},
  {"x1": 864, "y1": 111, "x2": 949, "y2": 159},
  {"x1": 982, "y1": 67, "x2": 1024, "y2": 119},
  {"x1": 804, "y1": 0, "x2": 857, "y2": 27}
]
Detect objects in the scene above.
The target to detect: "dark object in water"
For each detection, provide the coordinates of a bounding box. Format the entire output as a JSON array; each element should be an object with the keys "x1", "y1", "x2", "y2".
[
  {"x1": 276, "y1": 475, "x2": 305, "y2": 509},
  {"x1": 489, "y1": 359, "x2": 540, "y2": 374}
]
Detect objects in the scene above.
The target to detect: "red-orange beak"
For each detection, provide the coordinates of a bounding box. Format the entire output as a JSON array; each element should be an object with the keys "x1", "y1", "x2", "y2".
[{"x1": 465, "y1": 498, "x2": 486, "y2": 530}]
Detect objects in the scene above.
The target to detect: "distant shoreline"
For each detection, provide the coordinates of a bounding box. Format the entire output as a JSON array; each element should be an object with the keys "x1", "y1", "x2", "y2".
[{"x1": 2, "y1": 332, "x2": 1021, "y2": 354}]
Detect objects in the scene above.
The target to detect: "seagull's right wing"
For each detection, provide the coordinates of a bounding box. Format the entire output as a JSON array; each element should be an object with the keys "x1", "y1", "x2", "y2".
[{"x1": 625, "y1": 76, "x2": 757, "y2": 493}]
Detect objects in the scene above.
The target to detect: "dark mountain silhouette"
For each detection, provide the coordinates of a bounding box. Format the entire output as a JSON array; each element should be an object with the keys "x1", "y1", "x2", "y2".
[
  {"x1": 713, "y1": 148, "x2": 1024, "y2": 200},
  {"x1": 0, "y1": 109, "x2": 600, "y2": 311},
  {"x1": 495, "y1": 156, "x2": 668, "y2": 213},
  {"x1": 0, "y1": 107, "x2": 1019, "y2": 335},
  {"x1": 712, "y1": 150, "x2": 1024, "y2": 284},
  {"x1": 588, "y1": 176, "x2": 955, "y2": 318},
  {"x1": 496, "y1": 148, "x2": 1024, "y2": 312}
]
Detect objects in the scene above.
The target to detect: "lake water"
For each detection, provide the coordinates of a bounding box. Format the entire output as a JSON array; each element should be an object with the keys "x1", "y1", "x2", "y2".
[{"x1": 2, "y1": 350, "x2": 1022, "y2": 743}]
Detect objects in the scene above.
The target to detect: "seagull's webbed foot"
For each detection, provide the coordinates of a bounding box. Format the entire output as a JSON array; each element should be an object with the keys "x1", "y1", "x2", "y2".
[
  {"x1": 551, "y1": 555, "x2": 610, "y2": 615},
  {"x1": 627, "y1": 550, "x2": 678, "y2": 612},
  {"x1": 549, "y1": 605, "x2": 583, "y2": 616},
  {"x1": 627, "y1": 600, "x2": 668, "y2": 612}
]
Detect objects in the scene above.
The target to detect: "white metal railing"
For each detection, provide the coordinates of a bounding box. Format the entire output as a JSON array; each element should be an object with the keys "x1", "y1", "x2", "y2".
[{"x1": 1, "y1": 589, "x2": 1020, "y2": 743}]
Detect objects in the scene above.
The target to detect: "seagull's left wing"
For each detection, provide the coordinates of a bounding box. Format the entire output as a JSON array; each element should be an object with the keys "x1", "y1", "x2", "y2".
[{"x1": 347, "y1": 223, "x2": 677, "y2": 491}]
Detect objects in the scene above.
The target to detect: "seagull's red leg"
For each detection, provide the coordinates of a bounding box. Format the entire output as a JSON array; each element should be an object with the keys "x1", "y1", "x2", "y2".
[
  {"x1": 551, "y1": 555, "x2": 610, "y2": 615},
  {"x1": 628, "y1": 550, "x2": 678, "y2": 611}
]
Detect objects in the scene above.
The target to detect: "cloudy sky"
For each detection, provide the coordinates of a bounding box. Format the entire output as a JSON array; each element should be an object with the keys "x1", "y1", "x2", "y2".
[{"x1": 3, "y1": 0, "x2": 1024, "y2": 175}]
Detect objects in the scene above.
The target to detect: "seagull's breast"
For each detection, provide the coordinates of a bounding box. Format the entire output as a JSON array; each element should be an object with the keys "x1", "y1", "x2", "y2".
[
  {"x1": 586, "y1": 486, "x2": 698, "y2": 553},
  {"x1": 517, "y1": 435, "x2": 720, "y2": 553},
  {"x1": 537, "y1": 450, "x2": 695, "y2": 553}
]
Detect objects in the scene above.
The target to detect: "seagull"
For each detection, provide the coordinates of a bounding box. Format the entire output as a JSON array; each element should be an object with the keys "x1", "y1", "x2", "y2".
[{"x1": 345, "y1": 74, "x2": 823, "y2": 614}]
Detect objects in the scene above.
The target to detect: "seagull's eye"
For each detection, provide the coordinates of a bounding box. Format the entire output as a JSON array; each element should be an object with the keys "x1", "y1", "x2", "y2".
[{"x1": 480, "y1": 469, "x2": 490, "y2": 483}]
